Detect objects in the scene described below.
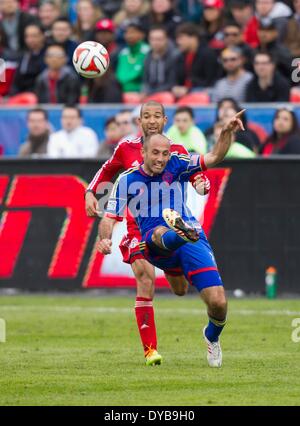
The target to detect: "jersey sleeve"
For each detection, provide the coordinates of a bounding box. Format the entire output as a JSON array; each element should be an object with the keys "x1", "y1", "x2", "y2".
[
  {"x1": 172, "y1": 153, "x2": 206, "y2": 181},
  {"x1": 105, "y1": 174, "x2": 129, "y2": 219},
  {"x1": 86, "y1": 142, "x2": 124, "y2": 195},
  {"x1": 170, "y1": 144, "x2": 207, "y2": 183}
]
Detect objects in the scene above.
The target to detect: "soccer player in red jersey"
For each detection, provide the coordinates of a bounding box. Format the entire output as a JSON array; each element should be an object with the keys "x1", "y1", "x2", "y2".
[{"x1": 85, "y1": 101, "x2": 210, "y2": 364}]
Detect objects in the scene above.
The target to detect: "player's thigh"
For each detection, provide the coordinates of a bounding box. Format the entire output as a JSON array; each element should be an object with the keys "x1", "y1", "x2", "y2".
[
  {"x1": 165, "y1": 273, "x2": 189, "y2": 296},
  {"x1": 131, "y1": 258, "x2": 156, "y2": 298}
]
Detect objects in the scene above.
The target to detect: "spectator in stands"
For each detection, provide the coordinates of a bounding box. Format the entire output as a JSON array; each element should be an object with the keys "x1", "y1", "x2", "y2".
[
  {"x1": 212, "y1": 47, "x2": 253, "y2": 103},
  {"x1": 113, "y1": 0, "x2": 150, "y2": 46},
  {"x1": 257, "y1": 21, "x2": 293, "y2": 80},
  {"x1": 11, "y1": 23, "x2": 46, "y2": 94},
  {"x1": 205, "y1": 98, "x2": 261, "y2": 152},
  {"x1": 223, "y1": 21, "x2": 254, "y2": 71},
  {"x1": 283, "y1": 0, "x2": 300, "y2": 59},
  {"x1": 199, "y1": 0, "x2": 225, "y2": 51},
  {"x1": 35, "y1": 44, "x2": 80, "y2": 104},
  {"x1": 166, "y1": 106, "x2": 207, "y2": 154},
  {"x1": 210, "y1": 120, "x2": 256, "y2": 158},
  {"x1": 47, "y1": 105, "x2": 99, "y2": 158},
  {"x1": 142, "y1": 25, "x2": 178, "y2": 96},
  {"x1": 245, "y1": 52, "x2": 290, "y2": 102},
  {"x1": 242, "y1": 0, "x2": 291, "y2": 47},
  {"x1": 94, "y1": 18, "x2": 119, "y2": 69},
  {"x1": 261, "y1": 108, "x2": 300, "y2": 155},
  {"x1": 113, "y1": 0, "x2": 149, "y2": 27},
  {"x1": 18, "y1": 108, "x2": 50, "y2": 157},
  {"x1": 0, "y1": 0, "x2": 37, "y2": 60},
  {"x1": 115, "y1": 20, "x2": 149, "y2": 93},
  {"x1": 229, "y1": 0, "x2": 256, "y2": 46},
  {"x1": 87, "y1": 68, "x2": 123, "y2": 103},
  {"x1": 48, "y1": 18, "x2": 78, "y2": 66},
  {"x1": 138, "y1": 0, "x2": 183, "y2": 40},
  {"x1": 255, "y1": 0, "x2": 291, "y2": 39},
  {"x1": 98, "y1": 116, "x2": 122, "y2": 157},
  {"x1": 177, "y1": 0, "x2": 203, "y2": 23},
  {"x1": 74, "y1": 0, "x2": 103, "y2": 42},
  {"x1": 115, "y1": 109, "x2": 137, "y2": 138},
  {"x1": 172, "y1": 23, "x2": 219, "y2": 100},
  {"x1": 97, "y1": 0, "x2": 122, "y2": 18},
  {"x1": 38, "y1": 1, "x2": 60, "y2": 36}
]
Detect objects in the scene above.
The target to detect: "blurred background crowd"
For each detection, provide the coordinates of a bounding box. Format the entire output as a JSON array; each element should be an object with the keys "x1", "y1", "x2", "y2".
[{"x1": 1, "y1": 0, "x2": 300, "y2": 158}]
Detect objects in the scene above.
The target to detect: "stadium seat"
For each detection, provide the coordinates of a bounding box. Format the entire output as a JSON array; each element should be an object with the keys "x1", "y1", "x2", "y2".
[
  {"x1": 290, "y1": 87, "x2": 300, "y2": 103},
  {"x1": 144, "y1": 92, "x2": 175, "y2": 105},
  {"x1": 122, "y1": 92, "x2": 142, "y2": 104},
  {"x1": 248, "y1": 121, "x2": 268, "y2": 144},
  {"x1": 177, "y1": 91, "x2": 210, "y2": 105},
  {"x1": 7, "y1": 92, "x2": 38, "y2": 105}
]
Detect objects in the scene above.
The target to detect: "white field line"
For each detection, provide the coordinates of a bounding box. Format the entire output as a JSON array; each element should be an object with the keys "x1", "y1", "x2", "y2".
[{"x1": 0, "y1": 306, "x2": 300, "y2": 316}]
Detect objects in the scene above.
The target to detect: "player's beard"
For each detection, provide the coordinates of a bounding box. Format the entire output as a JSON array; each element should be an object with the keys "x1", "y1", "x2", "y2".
[{"x1": 142, "y1": 123, "x2": 164, "y2": 137}]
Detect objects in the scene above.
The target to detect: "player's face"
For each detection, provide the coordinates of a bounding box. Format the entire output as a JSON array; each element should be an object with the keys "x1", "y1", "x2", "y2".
[
  {"x1": 139, "y1": 105, "x2": 167, "y2": 137},
  {"x1": 142, "y1": 137, "x2": 171, "y2": 175}
]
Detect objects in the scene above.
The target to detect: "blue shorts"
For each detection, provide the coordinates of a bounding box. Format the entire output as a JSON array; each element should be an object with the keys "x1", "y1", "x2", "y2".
[{"x1": 143, "y1": 230, "x2": 223, "y2": 292}]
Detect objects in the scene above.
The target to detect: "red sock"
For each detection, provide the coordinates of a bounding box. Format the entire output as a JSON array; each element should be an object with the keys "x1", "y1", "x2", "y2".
[{"x1": 135, "y1": 297, "x2": 157, "y2": 355}]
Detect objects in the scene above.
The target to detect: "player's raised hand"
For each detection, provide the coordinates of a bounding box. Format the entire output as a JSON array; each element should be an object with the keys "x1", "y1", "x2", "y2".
[
  {"x1": 223, "y1": 109, "x2": 246, "y2": 133},
  {"x1": 193, "y1": 173, "x2": 210, "y2": 195},
  {"x1": 97, "y1": 238, "x2": 112, "y2": 255},
  {"x1": 85, "y1": 191, "x2": 100, "y2": 217}
]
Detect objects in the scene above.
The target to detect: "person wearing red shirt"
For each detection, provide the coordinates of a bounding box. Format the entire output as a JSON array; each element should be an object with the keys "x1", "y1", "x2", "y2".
[{"x1": 85, "y1": 101, "x2": 210, "y2": 364}]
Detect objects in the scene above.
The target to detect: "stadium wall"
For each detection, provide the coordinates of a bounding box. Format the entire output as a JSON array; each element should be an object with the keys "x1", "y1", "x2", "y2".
[
  {"x1": 1, "y1": 104, "x2": 300, "y2": 156},
  {"x1": 0, "y1": 158, "x2": 299, "y2": 294}
]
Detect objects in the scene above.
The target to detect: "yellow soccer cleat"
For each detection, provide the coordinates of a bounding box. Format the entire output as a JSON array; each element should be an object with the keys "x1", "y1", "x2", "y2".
[{"x1": 145, "y1": 348, "x2": 162, "y2": 366}]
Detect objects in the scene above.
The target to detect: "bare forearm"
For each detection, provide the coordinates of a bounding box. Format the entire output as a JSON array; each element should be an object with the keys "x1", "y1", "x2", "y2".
[
  {"x1": 99, "y1": 216, "x2": 115, "y2": 240},
  {"x1": 204, "y1": 128, "x2": 233, "y2": 168}
]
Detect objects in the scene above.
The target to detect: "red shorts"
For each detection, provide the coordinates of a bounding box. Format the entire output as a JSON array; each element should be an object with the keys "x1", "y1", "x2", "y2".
[{"x1": 119, "y1": 234, "x2": 145, "y2": 264}]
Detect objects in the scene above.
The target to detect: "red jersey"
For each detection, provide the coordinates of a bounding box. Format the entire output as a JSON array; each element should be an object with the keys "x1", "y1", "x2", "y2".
[{"x1": 87, "y1": 136, "x2": 206, "y2": 236}]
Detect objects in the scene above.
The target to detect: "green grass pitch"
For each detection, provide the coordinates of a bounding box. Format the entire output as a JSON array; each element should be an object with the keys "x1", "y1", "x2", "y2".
[{"x1": 0, "y1": 294, "x2": 300, "y2": 406}]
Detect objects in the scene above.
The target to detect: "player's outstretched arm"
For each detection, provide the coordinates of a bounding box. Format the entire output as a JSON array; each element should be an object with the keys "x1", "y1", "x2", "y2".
[
  {"x1": 97, "y1": 216, "x2": 117, "y2": 255},
  {"x1": 203, "y1": 109, "x2": 245, "y2": 169}
]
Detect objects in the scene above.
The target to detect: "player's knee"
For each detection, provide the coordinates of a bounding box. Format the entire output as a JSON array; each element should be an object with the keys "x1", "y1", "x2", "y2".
[
  {"x1": 152, "y1": 226, "x2": 167, "y2": 245},
  {"x1": 208, "y1": 297, "x2": 227, "y2": 316},
  {"x1": 173, "y1": 287, "x2": 188, "y2": 296}
]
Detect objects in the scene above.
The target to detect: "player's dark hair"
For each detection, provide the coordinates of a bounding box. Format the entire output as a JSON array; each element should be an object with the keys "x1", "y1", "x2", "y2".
[
  {"x1": 63, "y1": 105, "x2": 82, "y2": 118},
  {"x1": 174, "y1": 106, "x2": 194, "y2": 119},
  {"x1": 27, "y1": 108, "x2": 48, "y2": 120},
  {"x1": 140, "y1": 101, "x2": 165, "y2": 118}
]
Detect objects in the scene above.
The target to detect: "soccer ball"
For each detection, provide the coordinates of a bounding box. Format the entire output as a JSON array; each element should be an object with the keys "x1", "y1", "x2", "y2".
[{"x1": 72, "y1": 41, "x2": 110, "y2": 79}]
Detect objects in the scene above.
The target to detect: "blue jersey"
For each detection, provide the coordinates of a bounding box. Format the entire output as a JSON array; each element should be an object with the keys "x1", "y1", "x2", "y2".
[{"x1": 106, "y1": 153, "x2": 203, "y2": 238}]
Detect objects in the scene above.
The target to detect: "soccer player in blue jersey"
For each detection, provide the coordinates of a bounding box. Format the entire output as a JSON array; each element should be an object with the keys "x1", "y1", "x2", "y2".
[{"x1": 98, "y1": 110, "x2": 245, "y2": 367}]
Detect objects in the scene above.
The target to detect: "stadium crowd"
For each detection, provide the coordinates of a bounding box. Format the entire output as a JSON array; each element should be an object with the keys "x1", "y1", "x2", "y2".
[{"x1": 1, "y1": 0, "x2": 300, "y2": 156}]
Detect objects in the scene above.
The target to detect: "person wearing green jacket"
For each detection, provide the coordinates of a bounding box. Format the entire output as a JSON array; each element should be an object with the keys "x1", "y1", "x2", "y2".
[
  {"x1": 116, "y1": 20, "x2": 150, "y2": 93},
  {"x1": 212, "y1": 121, "x2": 256, "y2": 158},
  {"x1": 166, "y1": 106, "x2": 207, "y2": 154}
]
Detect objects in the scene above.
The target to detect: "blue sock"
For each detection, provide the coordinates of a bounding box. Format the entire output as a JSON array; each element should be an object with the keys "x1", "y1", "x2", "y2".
[
  {"x1": 205, "y1": 316, "x2": 227, "y2": 343},
  {"x1": 161, "y1": 230, "x2": 187, "y2": 251}
]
